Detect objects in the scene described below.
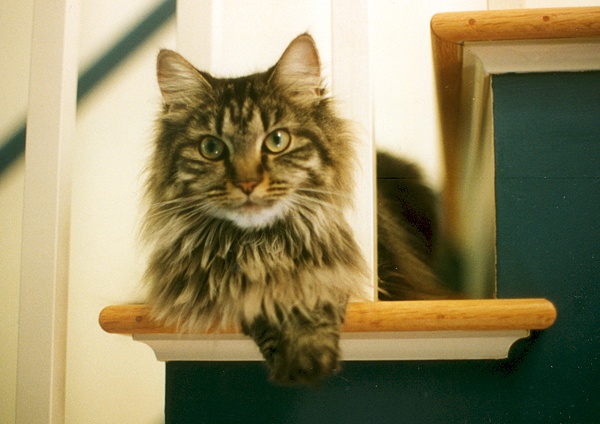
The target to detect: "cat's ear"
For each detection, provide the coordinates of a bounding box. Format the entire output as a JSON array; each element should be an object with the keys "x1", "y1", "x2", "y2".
[
  {"x1": 270, "y1": 34, "x2": 323, "y2": 105},
  {"x1": 156, "y1": 49, "x2": 212, "y2": 109}
]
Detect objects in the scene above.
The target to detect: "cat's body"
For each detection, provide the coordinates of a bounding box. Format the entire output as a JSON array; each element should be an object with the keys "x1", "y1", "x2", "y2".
[{"x1": 143, "y1": 34, "x2": 449, "y2": 385}]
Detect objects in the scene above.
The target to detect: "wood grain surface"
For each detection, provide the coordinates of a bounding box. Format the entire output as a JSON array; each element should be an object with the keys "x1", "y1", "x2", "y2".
[{"x1": 99, "y1": 298, "x2": 556, "y2": 335}]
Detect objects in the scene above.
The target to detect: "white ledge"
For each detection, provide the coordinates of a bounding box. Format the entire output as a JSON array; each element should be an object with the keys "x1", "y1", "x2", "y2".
[
  {"x1": 134, "y1": 329, "x2": 530, "y2": 362},
  {"x1": 100, "y1": 300, "x2": 554, "y2": 361}
]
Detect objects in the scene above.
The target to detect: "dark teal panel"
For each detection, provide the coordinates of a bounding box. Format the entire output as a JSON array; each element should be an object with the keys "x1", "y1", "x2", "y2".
[
  {"x1": 493, "y1": 72, "x2": 600, "y2": 422},
  {"x1": 494, "y1": 72, "x2": 600, "y2": 179},
  {"x1": 495, "y1": 179, "x2": 598, "y2": 298},
  {"x1": 166, "y1": 354, "x2": 554, "y2": 424}
]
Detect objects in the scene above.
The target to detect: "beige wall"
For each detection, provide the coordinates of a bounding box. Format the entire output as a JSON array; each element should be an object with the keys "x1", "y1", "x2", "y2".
[
  {"x1": 0, "y1": 158, "x2": 25, "y2": 424},
  {"x1": 0, "y1": 0, "x2": 33, "y2": 421}
]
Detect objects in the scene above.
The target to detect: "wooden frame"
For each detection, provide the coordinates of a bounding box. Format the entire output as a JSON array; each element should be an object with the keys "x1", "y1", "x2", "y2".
[{"x1": 431, "y1": 7, "x2": 600, "y2": 239}]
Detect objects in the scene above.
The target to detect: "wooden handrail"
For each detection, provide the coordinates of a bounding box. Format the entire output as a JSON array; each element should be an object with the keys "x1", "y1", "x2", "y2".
[
  {"x1": 99, "y1": 298, "x2": 556, "y2": 335},
  {"x1": 431, "y1": 7, "x2": 600, "y2": 43}
]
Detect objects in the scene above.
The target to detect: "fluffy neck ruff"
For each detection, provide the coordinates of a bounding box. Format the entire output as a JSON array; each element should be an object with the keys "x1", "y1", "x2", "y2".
[{"x1": 145, "y1": 204, "x2": 368, "y2": 330}]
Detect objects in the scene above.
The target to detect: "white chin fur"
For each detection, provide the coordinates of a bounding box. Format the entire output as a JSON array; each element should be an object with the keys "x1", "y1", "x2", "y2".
[{"x1": 222, "y1": 202, "x2": 288, "y2": 229}]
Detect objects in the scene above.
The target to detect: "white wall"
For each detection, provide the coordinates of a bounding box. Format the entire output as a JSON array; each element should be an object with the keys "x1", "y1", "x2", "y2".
[
  {"x1": 0, "y1": 0, "x2": 33, "y2": 421},
  {"x1": 371, "y1": 0, "x2": 487, "y2": 188},
  {"x1": 3, "y1": 1, "x2": 600, "y2": 423},
  {"x1": 66, "y1": 20, "x2": 174, "y2": 424},
  {"x1": 0, "y1": 158, "x2": 25, "y2": 424},
  {"x1": 489, "y1": 0, "x2": 600, "y2": 8}
]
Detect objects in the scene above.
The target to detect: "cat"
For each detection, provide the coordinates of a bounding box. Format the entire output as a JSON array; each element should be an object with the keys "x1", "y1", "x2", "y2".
[{"x1": 143, "y1": 34, "x2": 450, "y2": 385}]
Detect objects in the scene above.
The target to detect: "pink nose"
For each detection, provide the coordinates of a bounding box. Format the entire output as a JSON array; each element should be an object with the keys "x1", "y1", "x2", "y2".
[{"x1": 236, "y1": 180, "x2": 259, "y2": 194}]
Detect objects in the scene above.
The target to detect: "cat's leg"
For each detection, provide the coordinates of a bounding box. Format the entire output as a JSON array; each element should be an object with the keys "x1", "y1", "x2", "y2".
[{"x1": 242, "y1": 302, "x2": 346, "y2": 385}]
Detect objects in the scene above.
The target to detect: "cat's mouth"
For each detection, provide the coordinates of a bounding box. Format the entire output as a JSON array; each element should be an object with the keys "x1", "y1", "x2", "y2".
[{"x1": 240, "y1": 199, "x2": 262, "y2": 209}]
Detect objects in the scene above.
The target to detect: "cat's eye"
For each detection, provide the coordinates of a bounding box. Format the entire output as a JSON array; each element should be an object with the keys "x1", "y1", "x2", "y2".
[
  {"x1": 263, "y1": 129, "x2": 291, "y2": 154},
  {"x1": 199, "y1": 136, "x2": 227, "y2": 160}
]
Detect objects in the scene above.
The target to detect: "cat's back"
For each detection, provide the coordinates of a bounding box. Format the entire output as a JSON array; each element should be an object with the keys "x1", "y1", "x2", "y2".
[
  {"x1": 376, "y1": 151, "x2": 457, "y2": 300},
  {"x1": 376, "y1": 151, "x2": 437, "y2": 255}
]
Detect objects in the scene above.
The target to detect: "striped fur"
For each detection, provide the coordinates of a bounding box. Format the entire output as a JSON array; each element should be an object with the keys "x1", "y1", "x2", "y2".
[{"x1": 144, "y1": 35, "x2": 368, "y2": 384}]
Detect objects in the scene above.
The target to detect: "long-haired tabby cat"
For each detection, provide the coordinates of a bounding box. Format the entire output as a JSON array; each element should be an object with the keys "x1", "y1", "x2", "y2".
[{"x1": 143, "y1": 34, "x2": 451, "y2": 385}]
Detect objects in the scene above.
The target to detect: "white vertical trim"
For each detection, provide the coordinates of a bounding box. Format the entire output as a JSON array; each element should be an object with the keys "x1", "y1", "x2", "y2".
[
  {"x1": 16, "y1": 0, "x2": 80, "y2": 423},
  {"x1": 176, "y1": 0, "x2": 216, "y2": 72},
  {"x1": 331, "y1": 0, "x2": 376, "y2": 299}
]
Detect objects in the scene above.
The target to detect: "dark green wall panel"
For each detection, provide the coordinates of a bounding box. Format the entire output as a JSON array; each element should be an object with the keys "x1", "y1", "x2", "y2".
[
  {"x1": 493, "y1": 71, "x2": 600, "y2": 423},
  {"x1": 494, "y1": 72, "x2": 599, "y2": 179}
]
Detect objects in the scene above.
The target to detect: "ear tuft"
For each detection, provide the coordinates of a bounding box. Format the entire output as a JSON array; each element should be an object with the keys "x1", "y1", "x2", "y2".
[
  {"x1": 271, "y1": 34, "x2": 322, "y2": 105},
  {"x1": 156, "y1": 49, "x2": 212, "y2": 107}
]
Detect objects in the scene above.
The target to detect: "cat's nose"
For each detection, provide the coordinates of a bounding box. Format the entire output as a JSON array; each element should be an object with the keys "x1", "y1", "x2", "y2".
[{"x1": 236, "y1": 180, "x2": 259, "y2": 195}]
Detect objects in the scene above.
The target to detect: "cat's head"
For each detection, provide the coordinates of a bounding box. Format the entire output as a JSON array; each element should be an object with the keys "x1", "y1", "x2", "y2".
[{"x1": 148, "y1": 34, "x2": 355, "y2": 229}]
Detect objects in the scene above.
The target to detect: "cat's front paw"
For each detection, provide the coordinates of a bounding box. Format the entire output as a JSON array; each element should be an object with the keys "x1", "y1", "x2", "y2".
[
  {"x1": 270, "y1": 327, "x2": 341, "y2": 385},
  {"x1": 243, "y1": 313, "x2": 343, "y2": 385}
]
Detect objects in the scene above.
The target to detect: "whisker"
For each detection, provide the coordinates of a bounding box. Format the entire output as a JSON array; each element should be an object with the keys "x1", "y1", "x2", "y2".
[
  {"x1": 146, "y1": 202, "x2": 199, "y2": 219},
  {"x1": 145, "y1": 191, "x2": 221, "y2": 217},
  {"x1": 288, "y1": 193, "x2": 346, "y2": 215},
  {"x1": 146, "y1": 199, "x2": 212, "y2": 223},
  {"x1": 295, "y1": 187, "x2": 352, "y2": 200}
]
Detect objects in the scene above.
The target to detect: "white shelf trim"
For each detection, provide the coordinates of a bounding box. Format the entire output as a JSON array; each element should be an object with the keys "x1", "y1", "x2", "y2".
[
  {"x1": 134, "y1": 330, "x2": 530, "y2": 362},
  {"x1": 465, "y1": 38, "x2": 600, "y2": 75}
]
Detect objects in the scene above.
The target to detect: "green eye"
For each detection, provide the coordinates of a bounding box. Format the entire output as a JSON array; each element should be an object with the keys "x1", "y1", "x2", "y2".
[
  {"x1": 199, "y1": 136, "x2": 226, "y2": 160},
  {"x1": 263, "y1": 129, "x2": 291, "y2": 154}
]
